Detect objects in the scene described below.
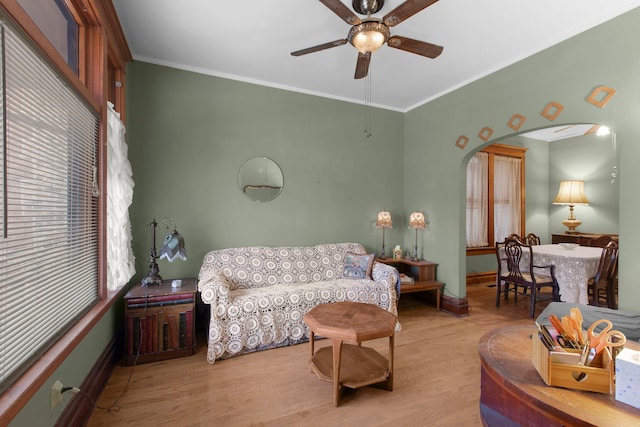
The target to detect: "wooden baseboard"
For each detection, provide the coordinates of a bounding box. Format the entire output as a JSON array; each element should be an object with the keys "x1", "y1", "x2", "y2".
[
  {"x1": 54, "y1": 325, "x2": 124, "y2": 427},
  {"x1": 467, "y1": 271, "x2": 497, "y2": 286},
  {"x1": 407, "y1": 286, "x2": 469, "y2": 317},
  {"x1": 441, "y1": 294, "x2": 469, "y2": 317}
]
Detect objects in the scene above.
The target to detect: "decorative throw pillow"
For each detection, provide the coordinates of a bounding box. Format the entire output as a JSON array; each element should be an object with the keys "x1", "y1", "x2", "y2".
[{"x1": 342, "y1": 252, "x2": 375, "y2": 279}]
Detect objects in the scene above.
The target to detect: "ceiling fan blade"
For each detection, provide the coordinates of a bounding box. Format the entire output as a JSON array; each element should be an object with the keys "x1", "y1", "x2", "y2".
[
  {"x1": 291, "y1": 39, "x2": 348, "y2": 56},
  {"x1": 383, "y1": 0, "x2": 439, "y2": 27},
  {"x1": 319, "y1": 0, "x2": 361, "y2": 25},
  {"x1": 354, "y1": 52, "x2": 371, "y2": 79},
  {"x1": 387, "y1": 36, "x2": 443, "y2": 58}
]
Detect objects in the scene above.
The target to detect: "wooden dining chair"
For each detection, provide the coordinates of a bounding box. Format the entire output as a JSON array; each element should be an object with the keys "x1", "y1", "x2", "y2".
[
  {"x1": 588, "y1": 241, "x2": 618, "y2": 309},
  {"x1": 589, "y1": 235, "x2": 618, "y2": 248},
  {"x1": 495, "y1": 240, "x2": 513, "y2": 302},
  {"x1": 524, "y1": 233, "x2": 541, "y2": 246},
  {"x1": 504, "y1": 235, "x2": 528, "y2": 295},
  {"x1": 499, "y1": 233, "x2": 538, "y2": 296},
  {"x1": 496, "y1": 237, "x2": 561, "y2": 318},
  {"x1": 507, "y1": 233, "x2": 524, "y2": 243}
]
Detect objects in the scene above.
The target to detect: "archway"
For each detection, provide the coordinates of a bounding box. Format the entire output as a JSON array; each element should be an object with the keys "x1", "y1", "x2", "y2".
[{"x1": 462, "y1": 123, "x2": 619, "y2": 298}]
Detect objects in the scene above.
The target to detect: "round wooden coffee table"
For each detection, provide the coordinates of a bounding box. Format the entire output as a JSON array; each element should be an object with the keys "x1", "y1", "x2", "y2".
[{"x1": 303, "y1": 301, "x2": 397, "y2": 406}]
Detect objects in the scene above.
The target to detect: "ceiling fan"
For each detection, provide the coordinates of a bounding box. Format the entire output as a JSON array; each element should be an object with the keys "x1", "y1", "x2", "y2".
[{"x1": 291, "y1": 0, "x2": 443, "y2": 79}]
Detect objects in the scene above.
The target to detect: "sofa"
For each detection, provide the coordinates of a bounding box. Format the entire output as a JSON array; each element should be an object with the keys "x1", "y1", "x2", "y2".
[{"x1": 197, "y1": 242, "x2": 399, "y2": 364}]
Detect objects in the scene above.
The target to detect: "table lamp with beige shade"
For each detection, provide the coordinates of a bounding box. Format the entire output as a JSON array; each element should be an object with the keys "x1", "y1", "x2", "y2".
[
  {"x1": 375, "y1": 210, "x2": 393, "y2": 259},
  {"x1": 553, "y1": 180, "x2": 590, "y2": 234},
  {"x1": 409, "y1": 211, "x2": 427, "y2": 261}
]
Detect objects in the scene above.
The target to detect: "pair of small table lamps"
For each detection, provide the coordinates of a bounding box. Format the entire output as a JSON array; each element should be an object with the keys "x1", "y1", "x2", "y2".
[{"x1": 376, "y1": 210, "x2": 426, "y2": 261}]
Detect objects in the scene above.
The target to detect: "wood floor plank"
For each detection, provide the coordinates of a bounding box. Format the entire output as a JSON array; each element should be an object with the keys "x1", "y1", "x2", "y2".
[{"x1": 87, "y1": 284, "x2": 545, "y2": 426}]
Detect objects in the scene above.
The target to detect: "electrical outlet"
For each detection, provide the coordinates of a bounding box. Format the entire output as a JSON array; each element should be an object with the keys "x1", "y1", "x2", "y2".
[{"x1": 51, "y1": 380, "x2": 63, "y2": 411}]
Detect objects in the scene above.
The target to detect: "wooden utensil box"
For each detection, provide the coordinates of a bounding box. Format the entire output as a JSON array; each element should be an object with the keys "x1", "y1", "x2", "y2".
[{"x1": 532, "y1": 333, "x2": 614, "y2": 394}]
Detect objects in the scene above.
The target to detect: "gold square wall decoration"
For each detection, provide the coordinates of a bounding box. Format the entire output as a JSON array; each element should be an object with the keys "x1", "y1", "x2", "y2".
[
  {"x1": 478, "y1": 127, "x2": 494, "y2": 142},
  {"x1": 586, "y1": 86, "x2": 616, "y2": 108},
  {"x1": 455, "y1": 135, "x2": 469, "y2": 149},
  {"x1": 508, "y1": 114, "x2": 526, "y2": 131},
  {"x1": 584, "y1": 124, "x2": 601, "y2": 135},
  {"x1": 541, "y1": 102, "x2": 564, "y2": 121}
]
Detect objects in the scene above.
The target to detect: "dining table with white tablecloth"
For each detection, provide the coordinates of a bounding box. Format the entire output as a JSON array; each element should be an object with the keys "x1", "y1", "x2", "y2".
[{"x1": 522, "y1": 244, "x2": 603, "y2": 305}]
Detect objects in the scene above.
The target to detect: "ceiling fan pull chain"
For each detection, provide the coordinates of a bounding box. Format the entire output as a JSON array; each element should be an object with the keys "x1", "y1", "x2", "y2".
[{"x1": 364, "y1": 61, "x2": 372, "y2": 138}]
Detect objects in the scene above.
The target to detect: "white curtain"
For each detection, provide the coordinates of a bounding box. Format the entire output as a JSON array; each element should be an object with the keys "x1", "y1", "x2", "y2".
[
  {"x1": 107, "y1": 102, "x2": 136, "y2": 290},
  {"x1": 466, "y1": 152, "x2": 488, "y2": 247},
  {"x1": 494, "y1": 155, "x2": 521, "y2": 243}
]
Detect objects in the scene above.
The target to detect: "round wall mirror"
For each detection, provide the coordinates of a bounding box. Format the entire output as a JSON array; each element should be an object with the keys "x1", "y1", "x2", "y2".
[{"x1": 238, "y1": 157, "x2": 284, "y2": 202}]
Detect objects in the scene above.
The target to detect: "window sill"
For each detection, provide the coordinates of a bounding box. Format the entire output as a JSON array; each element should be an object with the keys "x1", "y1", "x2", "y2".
[
  {"x1": 0, "y1": 285, "x2": 128, "y2": 425},
  {"x1": 467, "y1": 247, "x2": 496, "y2": 256}
]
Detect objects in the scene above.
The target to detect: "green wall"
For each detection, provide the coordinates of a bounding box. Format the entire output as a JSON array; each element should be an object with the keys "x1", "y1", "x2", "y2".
[
  {"x1": 405, "y1": 8, "x2": 639, "y2": 309},
  {"x1": 522, "y1": 136, "x2": 551, "y2": 241},
  {"x1": 10, "y1": 306, "x2": 121, "y2": 426},
  {"x1": 549, "y1": 133, "x2": 620, "y2": 235},
  {"x1": 125, "y1": 62, "x2": 405, "y2": 283}
]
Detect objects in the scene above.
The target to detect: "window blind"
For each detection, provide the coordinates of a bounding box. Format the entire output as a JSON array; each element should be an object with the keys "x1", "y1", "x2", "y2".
[{"x1": 0, "y1": 19, "x2": 99, "y2": 393}]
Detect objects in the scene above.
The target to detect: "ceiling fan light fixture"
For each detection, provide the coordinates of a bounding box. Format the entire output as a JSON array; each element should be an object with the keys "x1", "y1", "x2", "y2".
[{"x1": 349, "y1": 21, "x2": 389, "y2": 54}]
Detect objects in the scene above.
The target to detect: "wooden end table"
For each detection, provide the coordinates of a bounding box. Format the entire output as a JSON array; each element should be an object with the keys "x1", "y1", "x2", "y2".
[
  {"x1": 376, "y1": 258, "x2": 444, "y2": 310},
  {"x1": 303, "y1": 301, "x2": 397, "y2": 406},
  {"x1": 123, "y1": 278, "x2": 197, "y2": 365}
]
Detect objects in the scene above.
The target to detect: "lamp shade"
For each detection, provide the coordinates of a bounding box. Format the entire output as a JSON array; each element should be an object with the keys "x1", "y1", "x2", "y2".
[
  {"x1": 376, "y1": 211, "x2": 393, "y2": 228},
  {"x1": 409, "y1": 211, "x2": 426, "y2": 229},
  {"x1": 553, "y1": 180, "x2": 590, "y2": 205},
  {"x1": 160, "y1": 230, "x2": 187, "y2": 262},
  {"x1": 142, "y1": 218, "x2": 187, "y2": 287}
]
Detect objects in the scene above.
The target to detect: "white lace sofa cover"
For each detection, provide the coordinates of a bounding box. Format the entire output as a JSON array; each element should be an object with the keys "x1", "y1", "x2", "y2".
[{"x1": 197, "y1": 242, "x2": 398, "y2": 364}]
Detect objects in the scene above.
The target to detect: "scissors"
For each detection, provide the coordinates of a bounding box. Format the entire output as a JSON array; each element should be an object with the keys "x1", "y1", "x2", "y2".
[{"x1": 587, "y1": 319, "x2": 627, "y2": 355}]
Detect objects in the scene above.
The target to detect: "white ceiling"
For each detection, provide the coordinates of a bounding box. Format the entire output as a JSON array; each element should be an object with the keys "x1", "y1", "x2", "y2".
[
  {"x1": 112, "y1": 0, "x2": 640, "y2": 112},
  {"x1": 522, "y1": 124, "x2": 610, "y2": 142}
]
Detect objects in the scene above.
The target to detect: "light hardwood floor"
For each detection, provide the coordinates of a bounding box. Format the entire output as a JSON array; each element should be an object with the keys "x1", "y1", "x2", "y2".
[{"x1": 87, "y1": 284, "x2": 552, "y2": 426}]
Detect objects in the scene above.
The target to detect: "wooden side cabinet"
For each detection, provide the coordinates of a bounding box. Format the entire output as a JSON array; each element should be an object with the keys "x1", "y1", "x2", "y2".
[
  {"x1": 375, "y1": 258, "x2": 444, "y2": 310},
  {"x1": 123, "y1": 278, "x2": 197, "y2": 366},
  {"x1": 551, "y1": 233, "x2": 618, "y2": 246}
]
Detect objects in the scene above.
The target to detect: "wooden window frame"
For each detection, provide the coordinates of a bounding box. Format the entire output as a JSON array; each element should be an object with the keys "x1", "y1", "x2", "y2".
[
  {"x1": 466, "y1": 143, "x2": 527, "y2": 256},
  {"x1": 0, "y1": 0, "x2": 131, "y2": 424}
]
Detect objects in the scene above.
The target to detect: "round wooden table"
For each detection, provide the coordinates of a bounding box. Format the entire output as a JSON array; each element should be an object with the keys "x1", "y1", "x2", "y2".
[
  {"x1": 478, "y1": 325, "x2": 640, "y2": 426},
  {"x1": 304, "y1": 301, "x2": 397, "y2": 406}
]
